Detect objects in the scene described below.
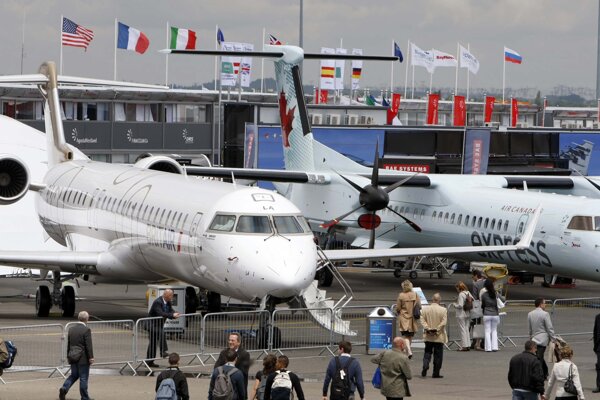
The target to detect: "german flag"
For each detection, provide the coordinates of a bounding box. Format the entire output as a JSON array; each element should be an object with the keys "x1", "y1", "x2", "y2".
[
  {"x1": 352, "y1": 68, "x2": 362, "y2": 79},
  {"x1": 321, "y1": 66, "x2": 335, "y2": 78}
]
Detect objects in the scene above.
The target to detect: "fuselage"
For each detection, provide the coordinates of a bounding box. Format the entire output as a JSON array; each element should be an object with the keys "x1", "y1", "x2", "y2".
[{"x1": 36, "y1": 160, "x2": 317, "y2": 302}]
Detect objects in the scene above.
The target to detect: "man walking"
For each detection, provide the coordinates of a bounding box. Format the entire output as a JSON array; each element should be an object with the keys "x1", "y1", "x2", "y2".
[
  {"x1": 59, "y1": 311, "x2": 94, "y2": 400},
  {"x1": 209, "y1": 349, "x2": 246, "y2": 400},
  {"x1": 528, "y1": 298, "x2": 556, "y2": 379},
  {"x1": 593, "y1": 312, "x2": 600, "y2": 393},
  {"x1": 419, "y1": 293, "x2": 447, "y2": 378},
  {"x1": 264, "y1": 355, "x2": 305, "y2": 400},
  {"x1": 322, "y1": 340, "x2": 364, "y2": 400},
  {"x1": 215, "y1": 332, "x2": 251, "y2": 398},
  {"x1": 147, "y1": 288, "x2": 180, "y2": 368},
  {"x1": 156, "y1": 352, "x2": 189, "y2": 400},
  {"x1": 371, "y1": 337, "x2": 412, "y2": 400},
  {"x1": 508, "y1": 340, "x2": 545, "y2": 400}
]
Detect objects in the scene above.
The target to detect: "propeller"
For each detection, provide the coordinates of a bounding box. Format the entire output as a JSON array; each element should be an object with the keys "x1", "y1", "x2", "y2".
[{"x1": 320, "y1": 141, "x2": 422, "y2": 248}]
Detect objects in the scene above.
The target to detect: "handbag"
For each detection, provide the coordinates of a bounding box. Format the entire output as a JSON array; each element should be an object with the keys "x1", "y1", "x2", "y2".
[
  {"x1": 412, "y1": 295, "x2": 421, "y2": 319},
  {"x1": 372, "y1": 366, "x2": 382, "y2": 389},
  {"x1": 67, "y1": 345, "x2": 84, "y2": 364},
  {"x1": 472, "y1": 324, "x2": 485, "y2": 339},
  {"x1": 564, "y1": 364, "x2": 577, "y2": 395},
  {"x1": 496, "y1": 297, "x2": 505, "y2": 309}
]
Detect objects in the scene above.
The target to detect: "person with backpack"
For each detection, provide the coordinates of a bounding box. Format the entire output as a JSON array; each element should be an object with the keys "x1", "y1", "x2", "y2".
[
  {"x1": 322, "y1": 341, "x2": 364, "y2": 400},
  {"x1": 59, "y1": 311, "x2": 94, "y2": 400},
  {"x1": 215, "y1": 332, "x2": 252, "y2": 398},
  {"x1": 371, "y1": 337, "x2": 412, "y2": 400},
  {"x1": 451, "y1": 281, "x2": 472, "y2": 351},
  {"x1": 209, "y1": 349, "x2": 246, "y2": 400},
  {"x1": 263, "y1": 355, "x2": 305, "y2": 400},
  {"x1": 250, "y1": 354, "x2": 277, "y2": 400},
  {"x1": 155, "y1": 353, "x2": 189, "y2": 400}
]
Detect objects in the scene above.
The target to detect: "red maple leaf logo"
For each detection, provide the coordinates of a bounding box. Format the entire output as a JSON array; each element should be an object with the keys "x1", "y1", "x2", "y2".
[{"x1": 278, "y1": 90, "x2": 295, "y2": 148}]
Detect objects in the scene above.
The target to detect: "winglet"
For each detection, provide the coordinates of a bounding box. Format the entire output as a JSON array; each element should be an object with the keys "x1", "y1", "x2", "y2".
[{"x1": 515, "y1": 206, "x2": 541, "y2": 249}]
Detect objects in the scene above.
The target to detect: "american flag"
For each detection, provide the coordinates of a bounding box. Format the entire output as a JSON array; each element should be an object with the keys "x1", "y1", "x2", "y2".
[{"x1": 62, "y1": 17, "x2": 94, "y2": 50}]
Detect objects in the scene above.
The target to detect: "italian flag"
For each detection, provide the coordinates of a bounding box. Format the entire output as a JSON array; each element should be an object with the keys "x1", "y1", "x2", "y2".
[{"x1": 170, "y1": 27, "x2": 197, "y2": 50}]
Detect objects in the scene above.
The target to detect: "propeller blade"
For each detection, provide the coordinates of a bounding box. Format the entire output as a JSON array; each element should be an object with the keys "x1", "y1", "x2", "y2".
[
  {"x1": 320, "y1": 205, "x2": 364, "y2": 229},
  {"x1": 333, "y1": 170, "x2": 366, "y2": 194},
  {"x1": 387, "y1": 206, "x2": 422, "y2": 232},
  {"x1": 371, "y1": 139, "x2": 380, "y2": 187},
  {"x1": 368, "y1": 211, "x2": 377, "y2": 249},
  {"x1": 384, "y1": 173, "x2": 418, "y2": 194}
]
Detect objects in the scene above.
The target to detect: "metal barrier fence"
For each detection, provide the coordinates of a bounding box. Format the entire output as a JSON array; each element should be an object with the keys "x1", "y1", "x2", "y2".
[
  {"x1": 551, "y1": 297, "x2": 600, "y2": 341},
  {"x1": 272, "y1": 307, "x2": 334, "y2": 354}
]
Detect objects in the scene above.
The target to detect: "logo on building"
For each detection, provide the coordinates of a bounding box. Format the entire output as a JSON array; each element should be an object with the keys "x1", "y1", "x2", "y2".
[
  {"x1": 182, "y1": 128, "x2": 194, "y2": 144},
  {"x1": 70, "y1": 128, "x2": 98, "y2": 144},
  {"x1": 126, "y1": 129, "x2": 149, "y2": 144}
]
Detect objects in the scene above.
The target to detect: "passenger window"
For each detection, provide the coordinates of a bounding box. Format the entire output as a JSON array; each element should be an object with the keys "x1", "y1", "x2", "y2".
[
  {"x1": 491, "y1": 219, "x2": 496, "y2": 230},
  {"x1": 274, "y1": 216, "x2": 303, "y2": 234},
  {"x1": 400, "y1": 206, "x2": 405, "y2": 214},
  {"x1": 166, "y1": 210, "x2": 172, "y2": 226},
  {"x1": 159, "y1": 209, "x2": 166, "y2": 225},
  {"x1": 457, "y1": 214, "x2": 462, "y2": 225},
  {"x1": 465, "y1": 215, "x2": 470, "y2": 226},
  {"x1": 209, "y1": 214, "x2": 236, "y2": 232},
  {"x1": 420, "y1": 209, "x2": 425, "y2": 220},
  {"x1": 497, "y1": 219, "x2": 502, "y2": 230},
  {"x1": 567, "y1": 216, "x2": 594, "y2": 231},
  {"x1": 413, "y1": 209, "x2": 418, "y2": 219},
  {"x1": 450, "y1": 213, "x2": 455, "y2": 224},
  {"x1": 236, "y1": 216, "x2": 272, "y2": 233},
  {"x1": 432, "y1": 211, "x2": 437, "y2": 220},
  {"x1": 444, "y1": 212, "x2": 449, "y2": 223},
  {"x1": 518, "y1": 221, "x2": 524, "y2": 234},
  {"x1": 438, "y1": 212, "x2": 443, "y2": 222},
  {"x1": 484, "y1": 218, "x2": 489, "y2": 229},
  {"x1": 504, "y1": 220, "x2": 509, "y2": 231},
  {"x1": 477, "y1": 217, "x2": 482, "y2": 228}
]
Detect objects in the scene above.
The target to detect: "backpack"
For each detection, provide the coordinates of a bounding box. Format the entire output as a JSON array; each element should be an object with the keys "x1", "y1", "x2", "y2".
[
  {"x1": 463, "y1": 293, "x2": 474, "y2": 312},
  {"x1": 270, "y1": 369, "x2": 293, "y2": 400},
  {"x1": 330, "y1": 357, "x2": 354, "y2": 400},
  {"x1": 155, "y1": 376, "x2": 178, "y2": 400},
  {"x1": 0, "y1": 341, "x2": 17, "y2": 369},
  {"x1": 213, "y1": 366, "x2": 237, "y2": 400},
  {"x1": 256, "y1": 373, "x2": 268, "y2": 400}
]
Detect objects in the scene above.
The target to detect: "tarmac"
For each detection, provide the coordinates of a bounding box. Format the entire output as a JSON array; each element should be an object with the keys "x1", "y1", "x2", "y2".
[{"x1": 0, "y1": 269, "x2": 598, "y2": 399}]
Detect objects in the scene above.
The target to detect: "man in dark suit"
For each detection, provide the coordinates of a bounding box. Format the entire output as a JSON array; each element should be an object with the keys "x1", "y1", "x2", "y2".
[
  {"x1": 214, "y1": 332, "x2": 251, "y2": 399},
  {"x1": 147, "y1": 288, "x2": 180, "y2": 368},
  {"x1": 59, "y1": 311, "x2": 94, "y2": 400},
  {"x1": 593, "y1": 313, "x2": 600, "y2": 393}
]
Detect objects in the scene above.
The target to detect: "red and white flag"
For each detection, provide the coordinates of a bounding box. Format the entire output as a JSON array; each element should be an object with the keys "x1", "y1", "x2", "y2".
[
  {"x1": 511, "y1": 98, "x2": 519, "y2": 127},
  {"x1": 453, "y1": 95, "x2": 466, "y2": 126},
  {"x1": 426, "y1": 93, "x2": 440, "y2": 125},
  {"x1": 62, "y1": 17, "x2": 94, "y2": 50},
  {"x1": 484, "y1": 96, "x2": 495, "y2": 123}
]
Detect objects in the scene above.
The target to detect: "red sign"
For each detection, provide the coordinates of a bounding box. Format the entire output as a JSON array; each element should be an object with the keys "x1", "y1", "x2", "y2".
[
  {"x1": 426, "y1": 93, "x2": 440, "y2": 125},
  {"x1": 484, "y1": 96, "x2": 495, "y2": 123},
  {"x1": 314, "y1": 89, "x2": 329, "y2": 104},
  {"x1": 511, "y1": 98, "x2": 519, "y2": 127},
  {"x1": 453, "y1": 95, "x2": 466, "y2": 126},
  {"x1": 383, "y1": 164, "x2": 430, "y2": 173},
  {"x1": 386, "y1": 93, "x2": 402, "y2": 124}
]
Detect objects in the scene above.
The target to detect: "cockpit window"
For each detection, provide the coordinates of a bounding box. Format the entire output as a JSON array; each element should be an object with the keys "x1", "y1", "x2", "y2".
[
  {"x1": 567, "y1": 216, "x2": 594, "y2": 231},
  {"x1": 236, "y1": 216, "x2": 272, "y2": 233},
  {"x1": 209, "y1": 214, "x2": 236, "y2": 232},
  {"x1": 273, "y1": 216, "x2": 303, "y2": 234},
  {"x1": 297, "y1": 216, "x2": 311, "y2": 232}
]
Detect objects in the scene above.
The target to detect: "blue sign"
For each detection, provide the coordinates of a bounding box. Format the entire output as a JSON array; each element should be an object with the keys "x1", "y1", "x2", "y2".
[{"x1": 369, "y1": 319, "x2": 393, "y2": 351}]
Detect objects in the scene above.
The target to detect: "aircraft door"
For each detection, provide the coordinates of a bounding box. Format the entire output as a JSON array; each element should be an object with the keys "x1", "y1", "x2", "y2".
[
  {"x1": 515, "y1": 214, "x2": 530, "y2": 239},
  {"x1": 188, "y1": 213, "x2": 203, "y2": 269}
]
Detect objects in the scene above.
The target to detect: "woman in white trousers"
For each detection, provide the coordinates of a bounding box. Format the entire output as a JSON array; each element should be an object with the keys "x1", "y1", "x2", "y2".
[
  {"x1": 480, "y1": 278, "x2": 501, "y2": 352},
  {"x1": 451, "y1": 281, "x2": 472, "y2": 351}
]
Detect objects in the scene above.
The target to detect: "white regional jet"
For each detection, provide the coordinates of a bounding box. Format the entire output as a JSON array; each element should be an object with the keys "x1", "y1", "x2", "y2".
[{"x1": 177, "y1": 45, "x2": 600, "y2": 284}]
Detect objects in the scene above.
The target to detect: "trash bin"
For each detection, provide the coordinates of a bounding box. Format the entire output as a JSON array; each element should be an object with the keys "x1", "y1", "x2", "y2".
[{"x1": 366, "y1": 307, "x2": 396, "y2": 354}]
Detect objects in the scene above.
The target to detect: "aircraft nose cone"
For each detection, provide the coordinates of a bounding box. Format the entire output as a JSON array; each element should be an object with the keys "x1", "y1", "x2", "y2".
[{"x1": 266, "y1": 240, "x2": 316, "y2": 298}]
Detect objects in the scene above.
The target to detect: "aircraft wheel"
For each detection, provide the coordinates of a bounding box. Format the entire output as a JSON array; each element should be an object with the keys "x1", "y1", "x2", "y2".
[
  {"x1": 207, "y1": 291, "x2": 221, "y2": 313},
  {"x1": 185, "y1": 287, "x2": 199, "y2": 314},
  {"x1": 36, "y1": 285, "x2": 51, "y2": 317},
  {"x1": 393, "y1": 268, "x2": 403, "y2": 279},
  {"x1": 61, "y1": 286, "x2": 76, "y2": 318},
  {"x1": 409, "y1": 270, "x2": 418, "y2": 280},
  {"x1": 543, "y1": 274, "x2": 555, "y2": 287},
  {"x1": 317, "y1": 268, "x2": 334, "y2": 287}
]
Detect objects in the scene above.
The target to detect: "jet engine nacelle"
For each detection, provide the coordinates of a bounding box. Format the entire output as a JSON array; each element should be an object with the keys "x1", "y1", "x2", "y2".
[
  {"x1": 134, "y1": 155, "x2": 184, "y2": 175},
  {"x1": 0, "y1": 155, "x2": 30, "y2": 205}
]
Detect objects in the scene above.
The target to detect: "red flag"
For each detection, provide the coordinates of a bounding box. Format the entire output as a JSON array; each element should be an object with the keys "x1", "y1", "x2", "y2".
[
  {"x1": 453, "y1": 95, "x2": 466, "y2": 126},
  {"x1": 511, "y1": 98, "x2": 519, "y2": 127},
  {"x1": 314, "y1": 89, "x2": 329, "y2": 104},
  {"x1": 386, "y1": 93, "x2": 401, "y2": 124},
  {"x1": 426, "y1": 93, "x2": 440, "y2": 125},
  {"x1": 484, "y1": 96, "x2": 495, "y2": 123}
]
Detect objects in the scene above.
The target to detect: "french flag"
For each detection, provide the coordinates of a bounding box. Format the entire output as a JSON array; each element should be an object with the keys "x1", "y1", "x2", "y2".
[
  {"x1": 117, "y1": 22, "x2": 149, "y2": 54},
  {"x1": 504, "y1": 47, "x2": 522, "y2": 64}
]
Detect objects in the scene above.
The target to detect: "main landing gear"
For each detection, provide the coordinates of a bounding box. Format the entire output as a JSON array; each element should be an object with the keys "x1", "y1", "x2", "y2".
[{"x1": 35, "y1": 272, "x2": 76, "y2": 318}]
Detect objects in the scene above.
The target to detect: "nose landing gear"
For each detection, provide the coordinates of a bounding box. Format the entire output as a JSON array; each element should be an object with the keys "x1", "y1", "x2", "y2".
[{"x1": 34, "y1": 272, "x2": 76, "y2": 318}]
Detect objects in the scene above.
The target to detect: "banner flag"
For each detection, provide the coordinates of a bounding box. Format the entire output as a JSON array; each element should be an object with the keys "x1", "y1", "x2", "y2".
[
  {"x1": 394, "y1": 41, "x2": 404, "y2": 62},
  {"x1": 511, "y1": 98, "x2": 519, "y2": 127},
  {"x1": 453, "y1": 95, "x2": 466, "y2": 126},
  {"x1": 463, "y1": 128, "x2": 491, "y2": 174},
  {"x1": 351, "y1": 48, "x2": 363, "y2": 90},
  {"x1": 459, "y1": 45, "x2": 479, "y2": 74},
  {"x1": 484, "y1": 96, "x2": 495, "y2": 123},
  {"x1": 117, "y1": 22, "x2": 149, "y2": 54},
  {"x1": 432, "y1": 49, "x2": 458, "y2": 68},
  {"x1": 504, "y1": 47, "x2": 522, "y2": 64},
  {"x1": 314, "y1": 88, "x2": 329, "y2": 104},
  {"x1": 240, "y1": 43, "x2": 254, "y2": 87},
  {"x1": 411, "y1": 43, "x2": 435, "y2": 73},
  {"x1": 387, "y1": 93, "x2": 401, "y2": 124},
  {"x1": 426, "y1": 93, "x2": 440, "y2": 124},
  {"x1": 170, "y1": 27, "x2": 197, "y2": 50},
  {"x1": 320, "y1": 47, "x2": 335, "y2": 90},
  {"x1": 221, "y1": 42, "x2": 253, "y2": 87},
  {"x1": 335, "y1": 48, "x2": 347, "y2": 90}
]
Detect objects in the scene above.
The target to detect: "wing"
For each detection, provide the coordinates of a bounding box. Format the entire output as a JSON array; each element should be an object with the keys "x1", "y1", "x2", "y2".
[{"x1": 0, "y1": 251, "x2": 99, "y2": 271}]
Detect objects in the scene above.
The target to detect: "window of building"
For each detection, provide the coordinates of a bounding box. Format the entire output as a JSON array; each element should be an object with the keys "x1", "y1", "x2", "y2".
[{"x1": 164, "y1": 104, "x2": 208, "y2": 123}]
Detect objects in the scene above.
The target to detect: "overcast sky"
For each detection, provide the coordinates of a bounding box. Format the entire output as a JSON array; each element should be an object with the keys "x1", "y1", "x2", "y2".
[{"x1": 0, "y1": 0, "x2": 598, "y2": 95}]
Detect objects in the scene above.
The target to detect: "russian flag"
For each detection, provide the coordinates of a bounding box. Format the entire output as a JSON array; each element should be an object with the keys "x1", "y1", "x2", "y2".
[
  {"x1": 117, "y1": 22, "x2": 149, "y2": 54},
  {"x1": 504, "y1": 47, "x2": 522, "y2": 64}
]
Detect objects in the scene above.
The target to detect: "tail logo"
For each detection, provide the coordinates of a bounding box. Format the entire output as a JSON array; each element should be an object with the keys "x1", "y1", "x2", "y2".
[{"x1": 278, "y1": 90, "x2": 295, "y2": 148}]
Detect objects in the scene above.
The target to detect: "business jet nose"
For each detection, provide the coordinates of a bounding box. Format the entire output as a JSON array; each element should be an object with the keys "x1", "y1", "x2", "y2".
[{"x1": 265, "y1": 237, "x2": 317, "y2": 298}]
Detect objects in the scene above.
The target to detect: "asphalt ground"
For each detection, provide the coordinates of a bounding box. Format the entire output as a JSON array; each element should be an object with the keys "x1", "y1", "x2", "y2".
[{"x1": 0, "y1": 269, "x2": 599, "y2": 399}]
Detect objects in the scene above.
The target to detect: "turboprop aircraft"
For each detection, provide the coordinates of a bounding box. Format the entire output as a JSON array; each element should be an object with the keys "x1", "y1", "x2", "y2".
[
  {"x1": 172, "y1": 45, "x2": 600, "y2": 284},
  {"x1": 0, "y1": 60, "x2": 537, "y2": 318}
]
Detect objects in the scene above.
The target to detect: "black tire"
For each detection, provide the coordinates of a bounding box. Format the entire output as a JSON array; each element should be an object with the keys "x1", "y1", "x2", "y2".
[
  {"x1": 543, "y1": 274, "x2": 554, "y2": 287},
  {"x1": 409, "y1": 270, "x2": 418, "y2": 280},
  {"x1": 61, "y1": 286, "x2": 76, "y2": 318},
  {"x1": 36, "y1": 285, "x2": 51, "y2": 317},
  {"x1": 207, "y1": 291, "x2": 221, "y2": 313},
  {"x1": 317, "y1": 268, "x2": 334, "y2": 287},
  {"x1": 185, "y1": 287, "x2": 199, "y2": 314},
  {"x1": 393, "y1": 268, "x2": 403, "y2": 279}
]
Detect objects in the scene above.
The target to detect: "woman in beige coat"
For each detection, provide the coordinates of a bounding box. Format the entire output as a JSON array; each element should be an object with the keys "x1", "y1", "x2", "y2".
[{"x1": 395, "y1": 280, "x2": 421, "y2": 358}]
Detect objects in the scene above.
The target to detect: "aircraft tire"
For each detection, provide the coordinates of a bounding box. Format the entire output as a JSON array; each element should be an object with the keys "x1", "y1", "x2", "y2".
[
  {"x1": 36, "y1": 285, "x2": 51, "y2": 317},
  {"x1": 543, "y1": 274, "x2": 554, "y2": 287},
  {"x1": 409, "y1": 270, "x2": 418, "y2": 280},
  {"x1": 317, "y1": 268, "x2": 334, "y2": 287},
  {"x1": 393, "y1": 268, "x2": 403, "y2": 279},
  {"x1": 185, "y1": 287, "x2": 199, "y2": 314},
  {"x1": 207, "y1": 291, "x2": 221, "y2": 313},
  {"x1": 61, "y1": 286, "x2": 76, "y2": 318}
]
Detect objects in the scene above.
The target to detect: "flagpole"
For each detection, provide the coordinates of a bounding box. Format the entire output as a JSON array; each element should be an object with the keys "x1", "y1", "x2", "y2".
[
  {"x1": 113, "y1": 18, "x2": 117, "y2": 80},
  {"x1": 502, "y1": 46, "x2": 506, "y2": 103},
  {"x1": 411, "y1": 63, "x2": 415, "y2": 99},
  {"x1": 20, "y1": 11, "x2": 25, "y2": 74},
  {"x1": 261, "y1": 27, "x2": 265, "y2": 93},
  {"x1": 404, "y1": 39, "x2": 410, "y2": 99},
  {"x1": 338, "y1": 38, "x2": 343, "y2": 104},
  {"x1": 454, "y1": 42, "x2": 459, "y2": 96},
  {"x1": 390, "y1": 39, "x2": 394, "y2": 94},
  {"x1": 466, "y1": 43, "x2": 471, "y2": 102},
  {"x1": 59, "y1": 15, "x2": 63, "y2": 75},
  {"x1": 165, "y1": 22, "x2": 169, "y2": 87},
  {"x1": 214, "y1": 25, "x2": 218, "y2": 89},
  {"x1": 429, "y1": 72, "x2": 432, "y2": 94}
]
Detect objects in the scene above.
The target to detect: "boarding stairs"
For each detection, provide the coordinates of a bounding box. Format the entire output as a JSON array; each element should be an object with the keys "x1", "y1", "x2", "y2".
[{"x1": 297, "y1": 248, "x2": 357, "y2": 336}]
